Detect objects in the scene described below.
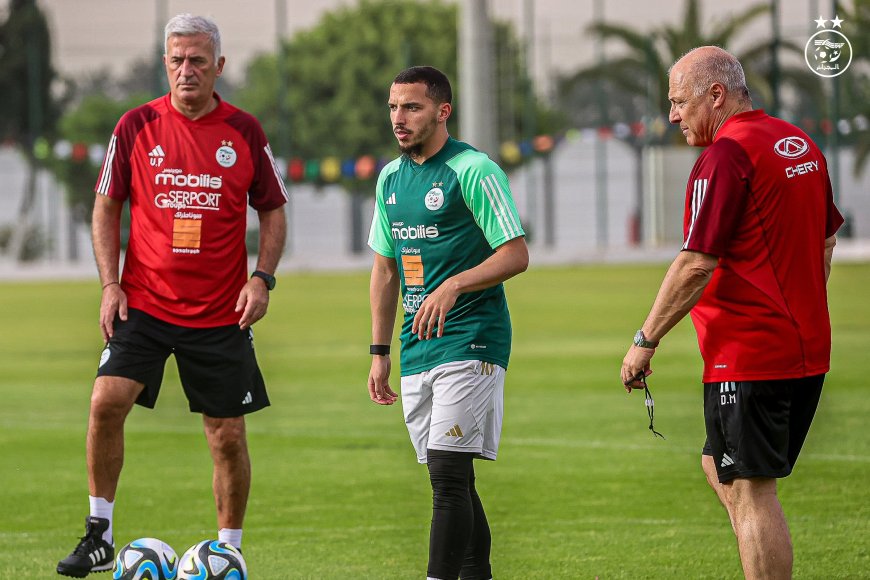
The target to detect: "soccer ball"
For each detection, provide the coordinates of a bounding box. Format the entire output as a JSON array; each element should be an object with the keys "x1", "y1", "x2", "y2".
[
  {"x1": 112, "y1": 537, "x2": 178, "y2": 580},
  {"x1": 177, "y1": 540, "x2": 247, "y2": 580}
]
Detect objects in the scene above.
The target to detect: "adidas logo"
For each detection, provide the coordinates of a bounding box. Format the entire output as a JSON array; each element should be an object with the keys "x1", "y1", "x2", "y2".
[
  {"x1": 148, "y1": 144, "x2": 165, "y2": 167},
  {"x1": 445, "y1": 424, "x2": 464, "y2": 438},
  {"x1": 720, "y1": 453, "x2": 735, "y2": 468},
  {"x1": 242, "y1": 392, "x2": 252, "y2": 405},
  {"x1": 88, "y1": 546, "x2": 108, "y2": 566},
  {"x1": 385, "y1": 192, "x2": 397, "y2": 205}
]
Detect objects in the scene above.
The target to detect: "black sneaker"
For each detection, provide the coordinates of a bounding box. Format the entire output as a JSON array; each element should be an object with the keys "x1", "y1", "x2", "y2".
[{"x1": 56, "y1": 516, "x2": 114, "y2": 577}]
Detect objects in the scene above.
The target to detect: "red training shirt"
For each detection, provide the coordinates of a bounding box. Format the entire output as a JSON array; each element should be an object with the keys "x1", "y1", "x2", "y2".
[
  {"x1": 95, "y1": 93, "x2": 288, "y2": 327},
  {"x1": 682, "y1": 109, "x2": 843, "y2": 382}
]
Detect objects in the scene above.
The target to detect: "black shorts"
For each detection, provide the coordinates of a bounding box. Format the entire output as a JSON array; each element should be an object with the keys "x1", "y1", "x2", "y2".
[
  {"x1": 702, "y1": 375, "x2": 824, "y2": 483},
  {"x1": 97, "y1": 308, "x2": 270, "y2": 417}
]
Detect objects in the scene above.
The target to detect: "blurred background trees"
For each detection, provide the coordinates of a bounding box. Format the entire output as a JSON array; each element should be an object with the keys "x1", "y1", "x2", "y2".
[
  {"x1": 0, "y1": 0, "x2": 65, "y2": 259},
  {"x1": 0, "y1": 0, "x2": 867, "y2": 260}
]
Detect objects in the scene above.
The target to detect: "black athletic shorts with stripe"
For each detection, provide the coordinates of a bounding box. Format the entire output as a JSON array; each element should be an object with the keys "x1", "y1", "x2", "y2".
[
  {"x1": 702, "y1": 375, "x2": 824, "y2": 483},
  {"x1": 96, "y1": 308, "x2": 270, "y2": 418}
]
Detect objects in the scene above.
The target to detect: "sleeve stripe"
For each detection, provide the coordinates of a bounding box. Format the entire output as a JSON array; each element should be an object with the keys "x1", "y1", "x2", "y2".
[
  {"x1": 481, "y1": 173, "x2": 520, "y2": 239},
  {"x1": 683, "y1": 178, "x2": 707, "y2": 249},
  {"x1": 264, "y1": 144, "x2": 290, "y2": 202},
  {"x1": 96, "y1": 135, "x2": 117, "y2": 195},
  {"x1": 490, "y1": 174, "x2": 523, "y2": 235},
  {"x1": 480, "y1": 174, "x2": 513, "y2": 239}
]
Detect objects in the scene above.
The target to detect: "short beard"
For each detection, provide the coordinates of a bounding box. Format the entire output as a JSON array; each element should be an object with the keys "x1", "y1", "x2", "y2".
[{"x1": 399, "y1": 142, "x2": 424, "y2": 159}]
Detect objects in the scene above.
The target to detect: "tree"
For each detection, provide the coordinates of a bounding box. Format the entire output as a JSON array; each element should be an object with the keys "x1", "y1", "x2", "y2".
[
  {"x1": 555, "y1": 0, "x2": 820, "y2": 243},
  {"x1": 49, "y1": 93, "x2": 151, "y2": 221},
  {"x1": 833, "y1": 0, "x2": 870, "y2": 176},
  {"x1": 235, "y1": 0, "x2": 558, "y2": 164},
  {"x1": 234, "y1": 0, "x2": 558, "y2": 252},
  {"x1": 0, "y1": 0, "x2": 63, "y2": 260}
]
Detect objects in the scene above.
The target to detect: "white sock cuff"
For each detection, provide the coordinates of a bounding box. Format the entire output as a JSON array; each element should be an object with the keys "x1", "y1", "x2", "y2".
[
  {"x1": 88, "y1": 496, "x2": 114, "y2": 520},
  {"x1": 88, "y1": 496, "x2": 114, "y2": 544},
  {"x1": 218, "y1": 528, "x2": 243, "y2": 549}
]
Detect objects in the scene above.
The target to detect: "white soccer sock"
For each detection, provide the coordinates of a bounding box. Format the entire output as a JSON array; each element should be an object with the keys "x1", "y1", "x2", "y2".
[
  {"x1": 88, "y1": 495, "x2": 114, "y2": 544},
  {"x1": 218, "y1": 527, "x2": 243, "y2": 549}
]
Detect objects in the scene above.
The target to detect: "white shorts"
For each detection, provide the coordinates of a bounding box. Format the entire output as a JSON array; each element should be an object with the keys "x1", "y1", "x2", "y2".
[{"x1": 401, "y1": 359, "x2": 505, "y2": 464}]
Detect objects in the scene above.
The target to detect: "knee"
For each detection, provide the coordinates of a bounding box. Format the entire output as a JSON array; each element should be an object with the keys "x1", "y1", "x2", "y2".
[
  {"x1": 204, "y1": 417, "x2": 247, "y2": 459},
  {"x1": 427, "y1": 450, "x2": 473, "y2": 509},
  {"x1": 89, "y1": 379, "x2": 138, "y2": 425}
]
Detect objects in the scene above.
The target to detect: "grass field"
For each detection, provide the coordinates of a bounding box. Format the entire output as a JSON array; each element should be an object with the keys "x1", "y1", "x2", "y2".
[{"x1": 1, "y1": 262, "x2": 868, "y2": 579}]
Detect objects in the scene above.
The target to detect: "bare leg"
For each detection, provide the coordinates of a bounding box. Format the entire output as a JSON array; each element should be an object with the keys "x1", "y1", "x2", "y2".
[
  {"x1": 203, "y1": 415, "x2": 250, "y2": 529},
  {"x1": 701, "y1": 457, "x2": 792, "y2": 579},
  {"x1": 701, "y1": 454, "x2": 736, "y2": 534},
  {"x1": 87, "y1": 376, "x2": 144, "y2": 500},
  {"x1": 730, "y1": 477, "x2": 792, "y2": 580}
]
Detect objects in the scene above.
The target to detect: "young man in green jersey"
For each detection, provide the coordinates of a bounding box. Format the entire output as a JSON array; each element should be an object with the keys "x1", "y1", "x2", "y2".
[{"x1": 367, "y1": 66, "x2": 528, "y2": 580}]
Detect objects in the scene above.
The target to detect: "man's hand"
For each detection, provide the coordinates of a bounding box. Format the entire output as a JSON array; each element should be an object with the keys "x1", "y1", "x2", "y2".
[
  {"x1": 368, "y1": 355, "x2": 398, "y2": 405},
  {"x1": 621, "y1": 345, "x2": 655, "y2": 393},
  {"x1": 99, "y1": 283, "x2": 128, "y2": 342},
  {"x1": 235, "y1": 277, "x2": 270, "y2": 330},
  {"x1": 412, "y1": 280, "x2": 459, "y2": 340}
]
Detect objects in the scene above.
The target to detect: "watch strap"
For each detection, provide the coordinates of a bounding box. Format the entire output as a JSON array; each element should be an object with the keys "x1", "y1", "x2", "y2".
[{"x1": 251, "y1": 270, "x2": 276, "y2": 290}]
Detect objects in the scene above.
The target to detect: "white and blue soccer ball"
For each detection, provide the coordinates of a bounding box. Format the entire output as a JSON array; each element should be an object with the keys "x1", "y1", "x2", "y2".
[
  {"x1": 113, "y1": 537, "x2": 178, "y2": 580},
  {"x1": 177, "y1": 540, "x2": 247, "y2": 580}
]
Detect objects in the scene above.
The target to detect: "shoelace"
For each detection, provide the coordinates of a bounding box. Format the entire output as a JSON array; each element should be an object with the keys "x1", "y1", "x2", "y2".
[{"x1": 73, "y1": 527, "x2": 101, "y2": 554}]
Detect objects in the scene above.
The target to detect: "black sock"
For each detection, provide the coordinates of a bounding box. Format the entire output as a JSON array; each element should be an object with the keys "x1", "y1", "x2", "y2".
[
  {"x1": 426, "y1": 449, "x2": 474, "y2": 580},
  {"x1": 460, "y1": 465, "x2": 492, "y2": 580}
]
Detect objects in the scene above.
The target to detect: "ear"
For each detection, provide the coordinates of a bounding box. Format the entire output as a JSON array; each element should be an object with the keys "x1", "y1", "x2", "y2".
[
  {"x1": 216, "y1": 56, "x2": 226, "y2": 77},
  {"x1": 710, "y1": 82, "x2": 726, "y2": 109},
  {"x1": 438, "y1": 102, "x2": 452, "y2": 123}
]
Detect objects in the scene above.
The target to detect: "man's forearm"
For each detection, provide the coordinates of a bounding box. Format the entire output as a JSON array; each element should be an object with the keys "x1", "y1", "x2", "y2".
[
  {"x1": 642, "y1": 250, "x2": 717, "y2": 342},
  {"x1": 92, "y1": 195, "x2": 123, "y2": 286},
  {"x1": 255, "y1": 207, "x2": 287, "y2": 274},
  {"x1": 448, "y1": 236, "x2": 529, "y2": 295},
  {"x1": 370, "y1": 256, "x2": 400, "y2": 345},
  {"x1": 824, "y1": 235, "x2": 836, "y2": 283}
]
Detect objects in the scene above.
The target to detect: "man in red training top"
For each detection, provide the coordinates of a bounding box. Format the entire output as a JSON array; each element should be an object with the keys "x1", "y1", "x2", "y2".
[
  {"x1": 621, "y1": 46, "x2": 843, "y2": 580},
  {"x1": 58, "y1": 13, "x2": 288, "y2": 578}
]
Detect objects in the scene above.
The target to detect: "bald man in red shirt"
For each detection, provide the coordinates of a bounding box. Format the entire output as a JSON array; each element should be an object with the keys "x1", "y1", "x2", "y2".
[{"x1": 621, "y1": 46, "x2": 843, "y2": 580}]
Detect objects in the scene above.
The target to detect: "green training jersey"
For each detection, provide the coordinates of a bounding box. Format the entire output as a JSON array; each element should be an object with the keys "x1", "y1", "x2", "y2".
[{"x1": 368, "y1": 137, "x2": 525, "y2": 376}]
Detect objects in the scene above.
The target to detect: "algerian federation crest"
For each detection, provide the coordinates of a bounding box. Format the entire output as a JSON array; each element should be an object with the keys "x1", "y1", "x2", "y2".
[
  {"x1": 216, "y1": 140, "x2": 237, "y2": 168},
  {"x1": 805, "y1": 17, "x2": 852, "y2": 78},
  {"x1": 425, "y1": 187, "x2": 444, "y2": 211}
]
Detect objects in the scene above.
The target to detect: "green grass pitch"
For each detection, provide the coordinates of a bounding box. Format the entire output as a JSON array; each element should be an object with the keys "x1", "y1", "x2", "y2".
[{"x1": 1, "y1": 262, "x2": 868, "y2": 578}]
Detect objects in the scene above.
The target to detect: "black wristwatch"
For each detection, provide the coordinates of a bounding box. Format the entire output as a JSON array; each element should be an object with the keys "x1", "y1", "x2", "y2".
[
  {"x1": 251, "y1": 270, "x2": 276, "y2": 290},
  {"x1": 633, "y1": 329, "x2": 659, "y2": 348}
]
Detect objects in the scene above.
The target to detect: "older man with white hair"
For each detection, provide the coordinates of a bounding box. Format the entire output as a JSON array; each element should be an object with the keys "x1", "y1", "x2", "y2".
[
  {"x1": 622, "y1": 46, "x2": 843, "y2": 579},
  {"x1": 57, "y1": 14, "x2": 287, "y2": 577}
]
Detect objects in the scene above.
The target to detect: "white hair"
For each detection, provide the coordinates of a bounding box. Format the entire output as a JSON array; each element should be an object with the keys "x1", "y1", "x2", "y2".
[
  {"x1": 669, "y1": 46, "x2": 750, "y2": 102},
  {"x1": 164, "y1": 13, "x2": 221, "y2": 61}
]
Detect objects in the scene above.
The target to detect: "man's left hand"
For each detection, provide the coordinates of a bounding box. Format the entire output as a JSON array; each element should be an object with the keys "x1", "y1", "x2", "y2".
[
  {"x1": 412, "y1": 281, "x2": 459, "y2": 340},
  {"x1": 236, "y1": 278, "x2": 269, "y2": 329}
]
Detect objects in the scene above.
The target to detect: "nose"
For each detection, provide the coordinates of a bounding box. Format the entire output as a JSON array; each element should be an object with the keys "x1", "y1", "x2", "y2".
[
  {"x1": 178, "y1": 58, "x2": 196, "y2": 77},
  {"x1": 668, "y1": 105, "x2": 680, "y2": 125}
]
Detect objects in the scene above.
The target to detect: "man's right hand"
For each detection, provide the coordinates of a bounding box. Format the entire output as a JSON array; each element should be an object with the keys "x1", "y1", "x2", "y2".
[
  {"x1": 367, "y1": 355, "x2": 398, "y2": 405},
  {"x1": 100, "y1": 283, "x2": 128, "y2": 342}
]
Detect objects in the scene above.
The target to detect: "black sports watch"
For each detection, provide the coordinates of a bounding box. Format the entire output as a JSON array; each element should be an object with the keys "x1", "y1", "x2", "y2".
[
  {"x1": 251, "y1": 270, "x2": 276, "y2": 291},
  {"x1": 633, "y1": 329, "x2": 659, "y2": 348}
]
